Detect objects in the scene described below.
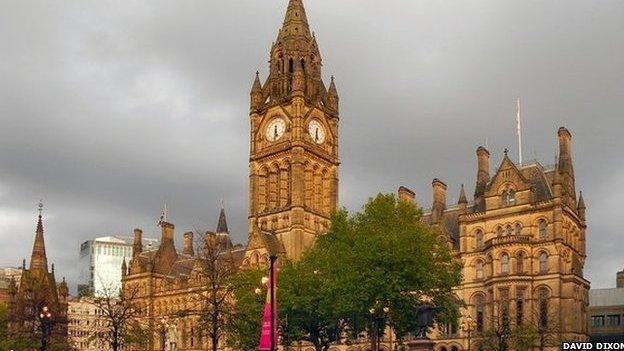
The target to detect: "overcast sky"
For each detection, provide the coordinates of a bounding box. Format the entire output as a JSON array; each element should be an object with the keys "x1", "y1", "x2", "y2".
[{"x1": 1, "y1": 0, "x2": 623, "y2": 292}]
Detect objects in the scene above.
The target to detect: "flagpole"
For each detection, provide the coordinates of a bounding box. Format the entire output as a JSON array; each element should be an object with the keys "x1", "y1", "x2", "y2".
[{"x1": 516, "y1": 98, "x2": 523, "y2": 165}]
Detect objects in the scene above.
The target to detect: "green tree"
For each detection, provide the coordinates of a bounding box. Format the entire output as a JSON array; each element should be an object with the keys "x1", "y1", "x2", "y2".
[
  {"x1": 509, "y1": 324, "x2": 538, "y2": 351},
  {"x1": 279, "y1": 194, "x2": 463, "y2": 351},
  {"x1": 224, "y1": 267, "x2": 266, "y2": 351}
]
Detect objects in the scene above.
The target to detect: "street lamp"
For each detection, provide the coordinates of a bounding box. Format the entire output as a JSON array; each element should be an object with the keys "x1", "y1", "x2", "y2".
[
  {"x1": 460, "y1": 314, "x2": 476, "y2": 351},
  {"x1": 369, "y1": 304, "x2": 391, "y2": 351},
  {"x1": 38, "y1": 305, "x2": 53, "y2": 351}
]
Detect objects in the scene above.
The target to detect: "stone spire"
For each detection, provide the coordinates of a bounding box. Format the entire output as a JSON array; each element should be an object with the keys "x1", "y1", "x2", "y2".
[
  {"x1": 216, "y1": 206, "x2": 229, "y2": 234},
  {"x1": 577, "y1": 191, "x2": 586, "y2": 221},
  {"x1": 267, "y1": 0, "x2": 324, "y2": 104},
  {"x1": 278, "y1": 0, "x2": 312, "y2": 43},
  {"x1": 458, "y1": 184, "x2": 468, "y2": 213},
  {"x1": 250, "y1": 71, "x2": 264, "y2": 110},
  {"x1": 30, "y1": 201, "x2": 48, "y2": 272},
  {"x1": 327, "y1": 75, "x2": 339, "y2": 113}
]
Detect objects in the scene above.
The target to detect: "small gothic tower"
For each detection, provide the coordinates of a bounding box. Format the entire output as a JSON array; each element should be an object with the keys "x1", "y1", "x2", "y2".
[
  {"x1": 9, "y1": 203, "x2": 68, "y2": 344},
  {"x1": 248, "y1": 0, "x2": 339, "y2": 260}
]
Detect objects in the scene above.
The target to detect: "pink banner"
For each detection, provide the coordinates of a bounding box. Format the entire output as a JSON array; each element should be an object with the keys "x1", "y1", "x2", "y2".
[{"x1": 258, "y1": 261, "x2": 278, "y2": 350}]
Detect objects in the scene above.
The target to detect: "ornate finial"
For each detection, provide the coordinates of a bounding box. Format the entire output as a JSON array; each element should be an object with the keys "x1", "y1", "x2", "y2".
[
  {"x1": 51, "y1": 263, "x2": 55, "y2": 273},
  {"x1": 38, "y1": 200, "x2": 44, "y2": 217},
  {"x1": 331, "y1": 75, "x2": 335, "y2": 82},
  {"x1": 504, "y1": 148, "x2": 509, "y2": 156},
  {"x1": 22, "y1": 259, "x2": 26, "y2": 269},
  {"x1": 256, "y1": 70, "x2": 259, "y2": 76}
]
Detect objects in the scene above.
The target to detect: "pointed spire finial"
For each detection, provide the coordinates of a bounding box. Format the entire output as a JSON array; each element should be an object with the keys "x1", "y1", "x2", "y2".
[
  {"x1": 458, "y1": 184, "x2": 468, "y2": 204},
  {"x1": 504, "y1": 148, "x2": 509, "y2": 156},
  {"x1": 216, "y1": 205, "x2": 229, "y2": 234},
  {"x1": 38, "y1": 200, "x2": 43, "y2": 217}
]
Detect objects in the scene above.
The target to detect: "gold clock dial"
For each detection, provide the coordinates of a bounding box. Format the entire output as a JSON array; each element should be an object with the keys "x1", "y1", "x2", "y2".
[
  {"x1": 308, "y1": 120, "x2": 326, "y2": 144},
  {"x1": 266, "y1": 118, "x2": 286, "y2": 142}
]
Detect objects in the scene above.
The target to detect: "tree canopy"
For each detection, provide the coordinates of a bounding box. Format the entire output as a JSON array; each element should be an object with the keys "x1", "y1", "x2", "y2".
[{"x1": 279, "y1": 194, "x2": 463, "y2": 350}]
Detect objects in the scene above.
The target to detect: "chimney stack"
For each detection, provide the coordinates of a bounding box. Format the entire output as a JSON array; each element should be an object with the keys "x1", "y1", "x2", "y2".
[
  {"x1": 161, "y1": 222, "x2": 175, "y2": 245},
  {"x1": 398, "y1": 186, "x2": 415, "y2": 203},
  {"x1": 431, "y1": 178, "x2": 447, "y2": 223},
  {"x1": 557, "y1": 127, "x2": 574, "y2": 175},
  {"x1": 133, "y1": 228, "x2": 143, "y2": 257},
  {"x1": 474, "y1": 146, "x2": 490, "y2": 201},
  {"x1": 183, "y1": 232, "x2": 195, "y2": 256}
]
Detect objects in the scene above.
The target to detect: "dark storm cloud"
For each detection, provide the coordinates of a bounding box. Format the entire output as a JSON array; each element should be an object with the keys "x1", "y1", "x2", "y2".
[{"x1": 1, "y1": 1, "x2": 623, "y2": 290}]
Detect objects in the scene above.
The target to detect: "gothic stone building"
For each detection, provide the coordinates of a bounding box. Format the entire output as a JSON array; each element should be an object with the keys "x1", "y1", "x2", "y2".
[
  {"x1": 7, "y1": 210, "x2": 69, "y2": 347},
  {"x1": 122, "y1": 1, "x2": 589, "y2": 350},
  {"x1": 408, "y1": 129, "x2": 589, "y2": 351}
]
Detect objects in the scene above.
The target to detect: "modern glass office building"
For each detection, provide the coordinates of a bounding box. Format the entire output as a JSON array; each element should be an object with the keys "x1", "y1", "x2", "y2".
[{"x1": 78, "y1": 236, "x2": 159, "y2": 297}]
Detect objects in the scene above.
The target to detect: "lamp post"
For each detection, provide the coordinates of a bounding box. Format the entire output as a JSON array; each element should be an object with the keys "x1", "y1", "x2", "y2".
[
  {"x1": 369, "y1": 304, "x2": 391, "y2": 351},
  {"x1": 460, "y1": 314, "x2": 476, "y2": 351},
  {"x1": 38, "y1": 305, "x2": 52, "y2": 351}
]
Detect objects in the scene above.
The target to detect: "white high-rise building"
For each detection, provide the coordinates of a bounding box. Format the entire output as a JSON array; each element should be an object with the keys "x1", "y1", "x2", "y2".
[{"x1": 78, "y1": 236, "x2": 159, "y2": 297}]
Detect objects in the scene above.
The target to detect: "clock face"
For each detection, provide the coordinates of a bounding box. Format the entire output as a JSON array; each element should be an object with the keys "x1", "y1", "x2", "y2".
[
  {"x1": 308, "y1": 120, "x2": 326, "y2": 144},
  {"x1": 266, "y1": 118, "x2": 286, "y2": 142}
]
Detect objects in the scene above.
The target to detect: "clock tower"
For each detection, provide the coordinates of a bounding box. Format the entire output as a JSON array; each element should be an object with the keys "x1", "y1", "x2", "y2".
[{"x1": 248, "y1": 0, "x2": 339, "y2": 260}]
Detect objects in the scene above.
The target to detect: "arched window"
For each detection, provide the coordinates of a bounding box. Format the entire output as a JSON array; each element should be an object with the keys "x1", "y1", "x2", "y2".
[
  {"x1": 476, "y1": 260, "x2": 484, "y2": 280},
  {"x1": 300, "y1": 58, "x2": 306, "y2": 72},
  {"x1": 515, "y1": 223, "x2": 522, "y2": 236},
  {"x1": 516, "y1": 252, "x2": 525, "y2": 274},
  {"x1": 505, "y1": 225, "x2": 513, "y2": 236},
  {"x1": 501, "y1": 187, "x2": 516, "y2": 206},
  {"x1": 501, "y1": 254, "x2": 510, "y2": 274},
  {"x1": 496, "y1": 226, "x2": 503, "y2": 237},
  {"x1": 539, "y1": 219, "x2": 548, "y2": 239},
  {"x1": 516, "y1": 288, "x2": 525, "y2": 325},
  {"x1": 539, "y1": 252, "x2": 548, "y2": 273},
  {"x1": 538, "y1": 288, "x2": 549, "y2": 329},
  {"x1": 475, "y1": 295, "x2": 485, "y2": 332},
  {"x1": 476, "y1": 230, "x2": 484, "y2": 248},
  {"x1": 288, "y1": 58, "x2": 294, "y2": 73}
]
